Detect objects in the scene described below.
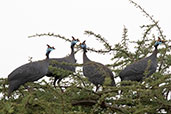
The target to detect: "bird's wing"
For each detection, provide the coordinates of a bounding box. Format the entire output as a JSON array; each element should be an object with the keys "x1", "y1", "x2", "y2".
[
  {"x1": 119, "y1": 57, "x2": 151, "y2": 77},
  {"x1": 8, "y1": 60, "x2": 48, "y2": 82},
  {"x1": 83, "y1": 61, "x2": 115, "y2": 86},
  {"x1": 83, "y1": 62, "x2": 111, "y2": 78},
  {"x1": 83, "y1": 62, "x2": 104, "y2": 85},
  {"x1": 48, "y1": 58, "x2": 75, "y2": 72}
]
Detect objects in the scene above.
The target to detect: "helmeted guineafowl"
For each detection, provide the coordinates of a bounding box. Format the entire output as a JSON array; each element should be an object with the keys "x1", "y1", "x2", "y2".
[
  {"x1": 46, "y1": 36, "x2": 79, "y2": 87},
  {"x1": 8, "y1": 44, "x2": 55, "y2": 96},
  {"x1": 119, "y1": 37, "x2": 164, "y2": 81},
  {"x1": 80, "y1": 41, "x2": 115, "y2": 91}
]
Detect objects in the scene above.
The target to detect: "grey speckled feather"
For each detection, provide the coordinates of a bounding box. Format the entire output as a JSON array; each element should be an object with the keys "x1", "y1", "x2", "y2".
[
  {"x1": 8, "y1": 60, "x2": 49, "y2": 95},
  {"x1": 48, "y1": 53, "x2": 76, "y2": 72},
  {"x1": 81, "y1": 42, "x2": 115, "y2": 90},
  {"x1": 8, "y1": 46, "x2": 54, "y2": 96},
  {"x1": 119, "y1": 47, "x2": 158, "y2": 81},
  {"x1": 46, "y1": 53, "x2": 76, "y2": 78},
  {"x1": 83, "y1": 61, "x2": 115, "y2": 86},
  {"x1": 46, "y1": 39, "x2": 78, "y2": 87}
]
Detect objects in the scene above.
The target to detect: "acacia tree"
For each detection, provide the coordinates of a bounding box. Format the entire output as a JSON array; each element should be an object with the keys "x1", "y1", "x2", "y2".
[{"x1": 0, "y1": 0, "x2": 170, "y2": 114}]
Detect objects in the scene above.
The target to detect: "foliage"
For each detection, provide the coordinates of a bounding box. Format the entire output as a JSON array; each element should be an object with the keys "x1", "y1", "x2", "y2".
[{"x1": 1, "y1": 0, "x2": 171, "y2": 113}]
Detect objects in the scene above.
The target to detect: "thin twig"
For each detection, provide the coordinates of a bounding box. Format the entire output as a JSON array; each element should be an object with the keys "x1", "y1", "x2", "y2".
[{"x1": 28, "y1": 33, "x2": 71, "y2": 42}]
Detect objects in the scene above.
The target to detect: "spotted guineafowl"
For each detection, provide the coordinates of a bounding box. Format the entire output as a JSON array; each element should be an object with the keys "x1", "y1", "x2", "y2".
[
  {"x1": 80, "y1": 41, "x2": 115, "y2": 91},
  {"x1": 46, "y1": 36, "x2": 79, "y2": 88},
  {"x1": 8, "y1": 44, "x2": 55, "y2": 96},
  {"x1": 119, "y1": 37, "x2": 164, "y2": 81}
]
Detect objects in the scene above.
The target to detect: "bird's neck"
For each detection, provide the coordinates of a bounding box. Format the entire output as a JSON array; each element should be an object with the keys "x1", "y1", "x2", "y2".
[
  {"x1": 152, "y1": 47, "x2": 158, "y2": 58},
  {"x1": 46, "y1": 51, "x2": 50, "y2": 60},
  {"x1": 83, "y1": 51, "x2": 90, "y2": 63},
  {"x1": 70, "y1": 45, "x2": 75, "y2": 57}
]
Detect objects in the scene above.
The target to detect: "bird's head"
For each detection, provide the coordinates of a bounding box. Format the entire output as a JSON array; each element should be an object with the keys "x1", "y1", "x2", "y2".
[
  {"x1": 46, "y1": 44, "x2": 55, "y2": 53},
  {"x1": 71, "y1": 36, "x2": 80, "y2": 47},
  {"x1": 154, "y1": 37, "x2": 165, "y2": 49},
  {"x1": 46, "y1": 44, "x2": 55, "y2": 59},
  {"x1": 80, "y1": 40, "x2": 87, "y2": 52}
]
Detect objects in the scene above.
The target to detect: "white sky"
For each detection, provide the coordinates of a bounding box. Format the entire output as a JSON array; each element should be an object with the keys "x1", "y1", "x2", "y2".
[{"x1": 0, "y1": 0, "x2": 171, "y2": 78}]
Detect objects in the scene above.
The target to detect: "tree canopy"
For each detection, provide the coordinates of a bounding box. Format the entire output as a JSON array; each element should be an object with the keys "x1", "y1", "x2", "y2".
[{"x1": 0, "y1": 0, "x2": 170, "y2": 114}]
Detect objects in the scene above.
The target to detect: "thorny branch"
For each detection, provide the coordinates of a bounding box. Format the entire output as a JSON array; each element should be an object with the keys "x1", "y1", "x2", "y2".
[
  {"x1": 84, "y1": 30, "x2": 112, "y2": 50},
  {"x1": 129, "y1": 0, "x2": 170, "y2": 73},
  {"x1": 71, "y1": 99, "x2": 125, "y2": 113},
  {"x1": 28, "y1": 32, "x2": 114, "y2": 54},
  {"x1": 28, "y1": 33, "x2": 71, "y2": 42},
  {"x1": 60, "y1": 86, "x2": 99, "y2": 96},
  {"x1": 141, "y1": 22, "x2": 158, "y2": 40}
]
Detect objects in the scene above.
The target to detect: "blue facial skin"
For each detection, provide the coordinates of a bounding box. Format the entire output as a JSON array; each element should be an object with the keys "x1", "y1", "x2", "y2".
[
  {"x1": 46, "y1": 48, "x2": 54, "y2": 53},
  {"x1": 81, "y1": 44, "x2": 86, "y2": 49},
  {"x1": 154, "y1": 41, "x2": 162, "y2": 46},
  {"x1": 71, "y1": 40, "x2": 78, "y2": 46}
]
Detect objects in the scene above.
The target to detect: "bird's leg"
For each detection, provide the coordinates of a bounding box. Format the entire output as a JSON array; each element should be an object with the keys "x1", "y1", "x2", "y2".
[
  {"x1": 8, "y1": 85, "x2": 13, "y2": 98},
  {"x1": 53, "y1": 77, "x2": 58, "y2": 88},
  {"x1": 95, "y1": 85, "x2": 100, "y2": 92},
  {"x1": 57, "y1": 78, "x2": 64, "y2": 93},
  {"x1": 8, "y1": 90, "x2": 12, "y2": 98}
]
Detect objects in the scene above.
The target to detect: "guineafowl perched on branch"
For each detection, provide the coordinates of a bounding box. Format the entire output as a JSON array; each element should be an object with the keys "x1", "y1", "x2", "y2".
[
  {"x1": 119, "y1": 37, "x2": 164, "y2": 81},
  {"x1": 46, "y1": 36, "x2": 79, "y2": 88},
  {"x1": 8, "y1": 44, "x2": 55, "y2": 96},
  {"x1": 80, "y1": 41, "x2": 115, "y2": 91}
]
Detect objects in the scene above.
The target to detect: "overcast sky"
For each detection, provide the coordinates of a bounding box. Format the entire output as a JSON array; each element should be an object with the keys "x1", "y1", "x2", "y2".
[{"x1": 0, "y1": 0, "x2": 171, "y2": 78}]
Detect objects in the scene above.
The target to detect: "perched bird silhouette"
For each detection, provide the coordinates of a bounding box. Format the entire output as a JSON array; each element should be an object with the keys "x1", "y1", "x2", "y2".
[
  {"x1": 46, "y1": 36, "x2": 79, "y2": 87},
  {"x1": 8, "y1": 44, "x2": 55, "y2": 96},
  {"x1": 119, "y1": 37, "x2": 164, "y2": 81},
  {"x1": 80, "y1": 41, "x2": 115, "y2": 91}
]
